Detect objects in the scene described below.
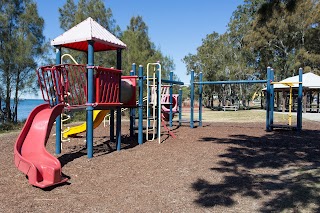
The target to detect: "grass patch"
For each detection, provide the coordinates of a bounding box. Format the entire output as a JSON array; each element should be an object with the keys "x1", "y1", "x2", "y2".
[{"x1": 181, "y1": 108, "x2": 289, "y2": 123}]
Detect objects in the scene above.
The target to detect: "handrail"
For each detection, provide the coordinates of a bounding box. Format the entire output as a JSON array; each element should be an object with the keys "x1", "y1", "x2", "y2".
[{"x1": 61, "y1": 54, "x2": 79, "y2": 65}]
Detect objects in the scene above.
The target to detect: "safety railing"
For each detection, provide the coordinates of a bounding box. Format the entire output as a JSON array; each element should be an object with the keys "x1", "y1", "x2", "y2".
[
  {"x1": 37, "y1": 64, "x2": 121, "y2": 108},
  {"x1": 95, "y1": 66, "x2": 121, "y2": 107}
]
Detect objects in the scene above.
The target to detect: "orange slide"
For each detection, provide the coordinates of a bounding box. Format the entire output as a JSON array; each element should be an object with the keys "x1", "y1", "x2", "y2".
[{"x1": 14, "y1": 103, "x2": 68, "y2": 188}]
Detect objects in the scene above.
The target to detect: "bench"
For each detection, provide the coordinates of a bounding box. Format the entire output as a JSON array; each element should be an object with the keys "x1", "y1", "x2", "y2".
[
  {"x1": 306, "y1": 107, "x2": 320, "y2": 113},
  {"x1": 222, "y1": 105, "x2": 238, "y2": 111}
]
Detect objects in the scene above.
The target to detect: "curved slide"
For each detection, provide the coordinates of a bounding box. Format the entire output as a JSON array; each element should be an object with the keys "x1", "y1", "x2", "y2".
[
  {"x1": 14, "y1": 103, "x2": 68, "y2": 188},
  {"x1": 62, "y1": 110, "x2": 109, "y2": 138}
]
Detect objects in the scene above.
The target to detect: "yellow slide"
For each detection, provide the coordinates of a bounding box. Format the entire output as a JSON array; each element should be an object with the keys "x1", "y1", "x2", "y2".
[{"x1": 63, "y1": 110, "x2": 109, "y2": 138}]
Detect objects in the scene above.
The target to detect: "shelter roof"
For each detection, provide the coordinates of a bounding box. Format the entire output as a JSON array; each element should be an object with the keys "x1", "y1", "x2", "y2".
[
  {"x1": 273, "y1": 72, "x2": 320, "y2": 90},
  {"x1": 51, "y1": 17, "x2": 126, "y2": 52}
]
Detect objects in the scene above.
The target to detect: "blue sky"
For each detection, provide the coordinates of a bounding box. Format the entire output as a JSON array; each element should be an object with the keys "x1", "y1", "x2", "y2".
[{"x1": 30, "y1": 0, "x2": 243, "y2": 98}]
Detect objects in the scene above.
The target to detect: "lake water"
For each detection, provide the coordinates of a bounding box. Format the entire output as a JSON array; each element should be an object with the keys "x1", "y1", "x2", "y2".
[{"x1": 16, "y1": 99, "x2": 46, "y2": 121}]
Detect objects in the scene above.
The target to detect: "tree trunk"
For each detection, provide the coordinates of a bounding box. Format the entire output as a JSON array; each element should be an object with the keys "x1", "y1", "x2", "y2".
[
  {"x1": 5, "y1": 69, "x2": 11, "y2": 122},
  {"x1": 13, "y1": 70, "x2": 21, "y2": 123}
]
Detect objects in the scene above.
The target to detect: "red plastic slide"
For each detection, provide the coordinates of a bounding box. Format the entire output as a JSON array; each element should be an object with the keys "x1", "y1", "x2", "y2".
[{"x1": 14, "y1": 103, "x2": 68, "y2": 188}]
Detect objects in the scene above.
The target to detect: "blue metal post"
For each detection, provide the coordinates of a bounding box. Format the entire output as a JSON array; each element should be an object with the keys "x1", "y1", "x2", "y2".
[
  {"x1": 129, "y1": 69, "x2": 135, "y2": 137},
  {"x1": 178, "y1": 88, "x2": 182, "y2": 126},
  {"x1": 55, "y1": 46, "x2": 62, "y2": 155},
  {"x1": 266, "y1": 67, "x2": 271, "y2": 131},
  {"x1": 297, "y1": 68, "x2": 303, "y2": 130},
  {"x1": 199, "y1": 72, "x2": 203, "y2": 126},
  {"x1": 169, "y1": 71, "x2": 173, "y2": 128},
  {"x1": 86, "y1": 41, "x2": 94, "y2": 158},
  {"x1": 270, "y1": 69, "x2": 275, "y2": 130},
  {"x1": 190, "y1": 70, "x2": 195, "y2": 128},
  {"x1": 110, "y1": 111, "x2": 115, "y2": 142},
  {"x1": 138, "y1": 65, "x2": 144, "y2": 145},
  {"x1": 116, "y1": 49, "x2": 122, "y2": 151}
]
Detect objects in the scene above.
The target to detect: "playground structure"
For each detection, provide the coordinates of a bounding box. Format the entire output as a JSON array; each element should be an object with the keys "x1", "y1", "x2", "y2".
[
  {"x1": 130, "y1": 63, "x2": 184, "y2": 144},
  {"x1": 189, "y1": 67, "x2": 303, "y2": 131},
  {"x1": 13, "y1": 16, "x2": 306, "y2": 190},
  {"x1": 13, "y1": 17, "x2": 183, "y2": 188}
]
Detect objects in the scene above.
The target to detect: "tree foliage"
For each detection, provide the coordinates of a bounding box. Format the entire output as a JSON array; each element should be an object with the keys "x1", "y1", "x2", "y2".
[
  {"x1": 183, "y1": 0, "x2": 320, "y2": 104},
  {"x1": 121, "y1": 16, "x2": 175, "y2": 79},
  {"x1": 59, "y1": 2, "x2": 175, "y2": 80},
  {"x1": 0, "y1": 0, "x2": 45, "y2": 123},
  {"x1": 245, "y1": 0, "x2": 320, "y2": 78}
]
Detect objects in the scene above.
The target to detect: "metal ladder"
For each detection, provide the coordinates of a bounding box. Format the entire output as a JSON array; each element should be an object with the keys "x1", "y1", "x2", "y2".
[{"x1": 146, "y1": 63, "x2": 162, "y2": 143}]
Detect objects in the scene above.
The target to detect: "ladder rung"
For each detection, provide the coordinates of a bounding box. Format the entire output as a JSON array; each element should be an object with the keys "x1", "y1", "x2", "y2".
[
  {"x1": 132, "y1": 126, "x2": 153, "y2": 130},
  {"x1": 135, "y1": 116, "x2": 148, "y2": 119}
]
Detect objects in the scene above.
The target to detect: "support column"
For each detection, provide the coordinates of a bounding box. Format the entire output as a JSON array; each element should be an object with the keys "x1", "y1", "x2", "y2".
[
  {"x1": 129, "y1": 65, "x2": 135, "y2": 137},
  {"x1": 86, "y1": 40, "x2": 95, "y2": 158},
  {"x1": 309, "y1": 90, "x2": 312, "y2": 112},
  {"x1": 190, "y1": 70, "x2": 195, "y2": 128},
  {"x1": 266, "y1": 67, "x2": 271, "y2": 131},
  {"x1": 110, "y1": 111, "x2": 115, "y2": 141},
  {"x1": 269, "y1": 69, "x2": 275, "y2": 129},
  {"x1": 317, "y1": 92, "x2": 319, "y2": 113},
  {"x1": 178, "y1": 88, "x2": 182, "y2": 126},
  {"x1": 276, "y1": 91, "x2": 280, "y2": 111},
  {"x1": 303, "y1": 90, "x2": 307, "y2": 113},
  {"x1": 297, "y1": 68, "x2": 303, "y2": 130},
  {"x1": 169, "y1": 71, "x2": 173, "y2": 128},
  {"x1": 138, "y1": 65, "x2": 144, "y2": 145},
  {"x1": 55, "y1": 46, "x2": 62, "y2": 155},
  {"x1": 116, "y1": 49, "x2": 122, "y2": 151},
  {"x1": 282, "y1": 91, "x2": 286, "y2": 114},
  {"x1": 199, "y1": 72, "x2": 203, "y2": 127}
]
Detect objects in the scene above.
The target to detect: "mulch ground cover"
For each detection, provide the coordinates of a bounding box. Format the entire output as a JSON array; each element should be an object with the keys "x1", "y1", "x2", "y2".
[{"x1": 1, "y1": 120, "x2": 320, "y2": 212}]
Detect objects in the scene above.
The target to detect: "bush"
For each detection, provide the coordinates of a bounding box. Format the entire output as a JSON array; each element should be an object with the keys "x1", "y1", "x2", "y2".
[{"x1": 0, "y1": 121, "x2": 24, "y2": 133}]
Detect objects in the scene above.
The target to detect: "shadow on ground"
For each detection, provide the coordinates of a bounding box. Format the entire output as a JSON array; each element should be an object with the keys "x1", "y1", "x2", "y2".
[
  {"x1": 58, "y1": 134, "x2": 139, "y2": 167},
  {"x1": 192, "y1": 127, "x2": 320, "y2": 212}
]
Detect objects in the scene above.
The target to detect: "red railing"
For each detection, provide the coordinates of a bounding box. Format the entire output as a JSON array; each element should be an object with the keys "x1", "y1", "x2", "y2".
[
  {"x1": 95, "y1": 66, "x2": 121, "y2": 106},
  {"x1": 59, "y1": 64, "x2": 87, "y2": 107},
  {"x1": 36, "y1": 64, "x2": 122, "y2": 108},
  {"x1": 37, "y1": 65, "x2": 67, "y2": 107}
]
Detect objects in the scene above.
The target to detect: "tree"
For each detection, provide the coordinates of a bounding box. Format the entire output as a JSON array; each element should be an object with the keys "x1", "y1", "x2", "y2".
[
  {"x1": 0, "y1": 0, "x2": 45, "y2": 123},
  {"x1": 183, "y1": 1, "x2": 266, "y2": 106},
  {"x1": 121, "y1": 16, "x2": 175, "y2": 79},
  {"x1": 244, "y1": 0, "x2": 320, "y2": 78}
]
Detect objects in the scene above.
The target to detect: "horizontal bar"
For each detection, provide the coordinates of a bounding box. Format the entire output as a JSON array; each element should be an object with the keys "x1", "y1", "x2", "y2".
[
  {"x1": 161, "y1": 79, "x2": 184, "y2": 85},
  {"x1": 194, "y1": 80, "x2": 268, "y2": 85},
  {"x1": 271, "y1": 81, "x2": 302, "y2": 84}
]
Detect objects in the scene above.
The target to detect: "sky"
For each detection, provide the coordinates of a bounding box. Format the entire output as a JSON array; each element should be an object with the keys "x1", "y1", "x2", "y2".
[{"x1": 29, "y1": 0, "x2": 243, "y2": 98}]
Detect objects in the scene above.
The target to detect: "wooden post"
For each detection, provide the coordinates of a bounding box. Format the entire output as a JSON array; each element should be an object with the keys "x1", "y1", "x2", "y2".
[
  {"x1": 303, "y1": 90, "x2": 307, "y2": 113},
  {"x1": 276, "y1": 91, "x2": 280, "y2": 111},
  {"x1": 282, "y1": 91, "x2": 286, "y2": 113}
]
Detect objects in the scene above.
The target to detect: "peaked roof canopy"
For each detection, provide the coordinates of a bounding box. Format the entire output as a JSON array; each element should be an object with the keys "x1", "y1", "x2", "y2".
[
  {"x1": 273, "y1": 72, "x2": 320, "y2": 90},
  {"x1": 51, "y1": 17, "x2": 126, "y2": 52}
]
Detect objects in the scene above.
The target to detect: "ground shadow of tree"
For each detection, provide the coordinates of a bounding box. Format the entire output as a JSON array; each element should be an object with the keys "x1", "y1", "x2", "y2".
[{"x1": 192, "y1": 128, "x2": 320, "y2": 212}]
